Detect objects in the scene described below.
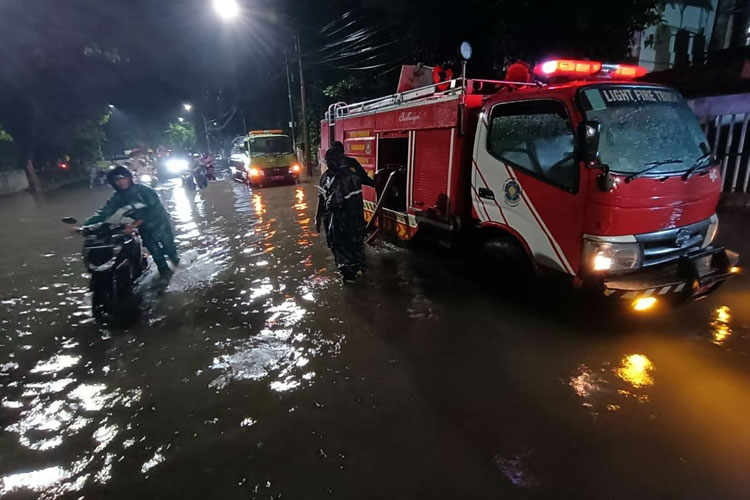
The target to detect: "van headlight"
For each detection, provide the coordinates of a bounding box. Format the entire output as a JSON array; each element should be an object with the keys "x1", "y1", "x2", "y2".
[
  {"x1": 703, "y1": 214, "x2": 718, "y2": 248},
  {"x1": 582, "y1": 239, "x2": 642, "y2": 273}
]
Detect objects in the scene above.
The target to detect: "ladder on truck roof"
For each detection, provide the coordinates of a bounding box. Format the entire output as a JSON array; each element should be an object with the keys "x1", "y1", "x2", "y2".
[{"x1": 324, "y1": 78, "x2": 540, "y2": 123}]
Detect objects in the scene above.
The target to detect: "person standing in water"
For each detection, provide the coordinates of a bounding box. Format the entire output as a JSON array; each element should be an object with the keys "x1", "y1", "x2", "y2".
[{"x1": 315, "y1": 147, "x2": 371, "y2": 281}]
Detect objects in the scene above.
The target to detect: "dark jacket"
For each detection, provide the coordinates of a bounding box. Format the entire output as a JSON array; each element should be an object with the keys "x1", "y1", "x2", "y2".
[
  {"x1": 84, "y1": 183, "x2": 170, "y2": 232},
  {"x1": 341, "y1": 155, "x2": 376, "y2": 188},
  {"x1": 319, "y1": 161, "x2": 367, "y2": 246}
]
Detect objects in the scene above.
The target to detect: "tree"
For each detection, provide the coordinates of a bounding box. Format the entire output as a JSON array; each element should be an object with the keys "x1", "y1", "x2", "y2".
[{"x1": 163, "y1": 122, "x2": 196, "y2": 151}]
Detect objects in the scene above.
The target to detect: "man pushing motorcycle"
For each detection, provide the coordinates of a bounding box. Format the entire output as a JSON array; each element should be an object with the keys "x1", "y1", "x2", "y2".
[{"x1": 84, "y1": 165, "x2": 179, "y2": 276}]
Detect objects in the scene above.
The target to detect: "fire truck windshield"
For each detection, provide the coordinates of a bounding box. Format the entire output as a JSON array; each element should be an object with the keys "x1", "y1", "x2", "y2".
[
  {"x1": 579, "y1": 86, "x2": 708, "y2": 176},
  {"x1": 248, "y1": 136, "x2": 293, "y2": 156}
]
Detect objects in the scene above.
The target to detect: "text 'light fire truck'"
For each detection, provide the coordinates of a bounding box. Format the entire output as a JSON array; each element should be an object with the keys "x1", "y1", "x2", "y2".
[{"x1": 319, "y1": 52, "x2": 740, "y2": 308}]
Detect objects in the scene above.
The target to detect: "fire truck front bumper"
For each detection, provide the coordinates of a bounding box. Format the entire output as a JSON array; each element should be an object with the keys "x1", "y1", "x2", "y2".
[{"x1": 596, "y1": 246, "x2": 739, "y2": 303}]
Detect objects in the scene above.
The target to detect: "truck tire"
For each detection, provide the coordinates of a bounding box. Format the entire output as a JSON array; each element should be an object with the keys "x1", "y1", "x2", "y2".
[{"x1": 476, "y1": 237, "x2": 534, "y2": 290}]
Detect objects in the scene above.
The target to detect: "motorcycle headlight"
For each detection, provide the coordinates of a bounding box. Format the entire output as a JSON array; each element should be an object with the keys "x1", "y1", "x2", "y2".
[
  {"x1": 582, "y1": 238, "x2": 642, "y2": 273},
  {"x1": 703, "y1": 214, "x2": 718, "y2": 248}
]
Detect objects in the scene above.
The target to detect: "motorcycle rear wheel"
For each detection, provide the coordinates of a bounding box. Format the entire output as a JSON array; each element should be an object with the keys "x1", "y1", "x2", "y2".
[{"x1": 91, "y1": 279, "x2": 113, "y2": 322}]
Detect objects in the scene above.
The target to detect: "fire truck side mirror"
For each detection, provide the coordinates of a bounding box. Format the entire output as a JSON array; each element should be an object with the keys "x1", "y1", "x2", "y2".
[{"x1": 578, "y1": 121, "x2": 601, "y2": 164}]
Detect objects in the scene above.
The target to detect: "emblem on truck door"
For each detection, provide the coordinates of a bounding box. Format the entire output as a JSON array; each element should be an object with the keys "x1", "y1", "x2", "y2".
[{"x1": 503, "y1": 179, "x2": 522, "y2": 207}]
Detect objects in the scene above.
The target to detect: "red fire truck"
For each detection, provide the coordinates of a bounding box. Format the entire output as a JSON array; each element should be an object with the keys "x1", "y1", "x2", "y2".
[{"x1": 319, "y1": 59, "x2": 739, "y2": 308}]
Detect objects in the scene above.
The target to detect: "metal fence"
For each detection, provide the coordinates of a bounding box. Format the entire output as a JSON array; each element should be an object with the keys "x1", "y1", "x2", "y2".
[
  {"x1": 690, "y1": 93, "x2": 750, "y2": 193},
  {"x1": 701, "y1": 113, "x2": 750, "y2": 193}
]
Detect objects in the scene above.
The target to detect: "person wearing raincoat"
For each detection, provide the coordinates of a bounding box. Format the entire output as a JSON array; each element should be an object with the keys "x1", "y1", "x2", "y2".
[
  {"x1": 315, "y1": 147, "x2": 372, "y2": 281},
  {"x1": 84, "y1": 165, "x2": 179, "y2": 276},
  {"x1": 330, "y1": 141, "x2": 375, "y2": 188}
]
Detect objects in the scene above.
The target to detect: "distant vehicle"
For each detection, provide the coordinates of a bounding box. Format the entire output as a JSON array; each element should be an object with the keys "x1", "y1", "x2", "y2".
[
  {"x1": 159, "y1": 153, "x2": 191, "y2": 179},
  {"x1": 62, "y1": 218, "x2": 147, "y2": 321},
  {"x1": 229, "y1": 130, "x2": 301, "y2": 187}
]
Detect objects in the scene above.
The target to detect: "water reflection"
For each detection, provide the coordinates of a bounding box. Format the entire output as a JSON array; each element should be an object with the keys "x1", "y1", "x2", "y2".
[
  {"x1": 616, "y1": 354, "x2": 655, "y2": 388},
  {"x1": 253, "y1": 193, "x2": 265, "y2": 218},
  {"x1": 1, "y1": 180, "x2": 344, "y2": 497},
  {"x1": 569, "y1": 353, "x2": 656, "y2": 414},
  {"x1": 711, "y1": 306, "x2": 732, "y2": 346},
  {"x1": 171, "y1": 185, "x2": 196, "y2": 224}
]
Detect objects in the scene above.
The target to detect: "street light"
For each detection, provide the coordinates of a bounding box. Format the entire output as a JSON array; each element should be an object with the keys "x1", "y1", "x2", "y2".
[
  {"x1": 213, "y1": 0, "x2": 240, "y2": 20},
  {"x1": 183, "y1": 103, "x2": 193, "y2": 112},
  {"x1": 178, "y1": 117, "x2": 185, "y2": 123}
]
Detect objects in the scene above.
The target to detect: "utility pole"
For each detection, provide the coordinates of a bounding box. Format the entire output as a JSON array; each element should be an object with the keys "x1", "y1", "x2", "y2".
[
  {"x1": 241, "y1": 110, "x2": 247, "y2": 135},
  {"x1": 284, "y1": 51, "x2": 297, "y2": 149},
  {"x1": 203, "y1": 114, "x2": 212, "y2": 153},
  {"x1": 296, "y1": 35, "x2": 312, "y2": 177}
]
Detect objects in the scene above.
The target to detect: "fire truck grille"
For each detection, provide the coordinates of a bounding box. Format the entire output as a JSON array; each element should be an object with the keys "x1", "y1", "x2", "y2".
[
  {"x1": 263, "y1": 167, "x2": 289, "y2": 176},
  {"x1": 635, "y1": 218, "x2": 711, "y2": 267}
]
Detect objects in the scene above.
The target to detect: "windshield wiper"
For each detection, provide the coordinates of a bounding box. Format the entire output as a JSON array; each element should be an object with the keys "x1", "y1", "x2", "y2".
[
  {"x1": 625, "y1": 159, "x2": 685, "y2": 183},
  {"x1": 682, "y1": 152, "x2": 713, "y2": 180}
]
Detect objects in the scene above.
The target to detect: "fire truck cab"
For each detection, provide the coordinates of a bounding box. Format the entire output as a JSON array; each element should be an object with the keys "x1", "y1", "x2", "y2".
[{"x1": 319, "y1": 59, "x2": 739, "y2": 306}]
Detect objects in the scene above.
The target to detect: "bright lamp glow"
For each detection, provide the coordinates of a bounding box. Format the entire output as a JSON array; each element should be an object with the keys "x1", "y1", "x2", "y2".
[
  {"x1": 583, "y1": 238, "x2": 642, "y2": 273},
  {"x1": 213, "y1": 0, "x2": 240, "y2": 20},
  {"x1": 166, "y1": 159, "x2": 189, "y2": 173},
  {"x1": 541, "y1": 61, "x2": 558, "y2": 74},
  {"x1": 593, "y1": 254, "x2": 613, "y2": 271},
  {"x1": 183, "y1": 103, "x2": 192, "y2": 111},
  {"x1": 633, "y1": 297, "x2": 657, "y2": 312},
  {"x1": 249, "y1": 167, "x2": 261, "y2": 177},
  {"x1": 291, "y1": 164, "x2": 301, "y2": 173}
]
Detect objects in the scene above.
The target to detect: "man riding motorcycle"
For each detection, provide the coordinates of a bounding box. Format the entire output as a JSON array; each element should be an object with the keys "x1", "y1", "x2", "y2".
[{"x1": 84, "y1": 165, "x2": 179, "y2": 276}]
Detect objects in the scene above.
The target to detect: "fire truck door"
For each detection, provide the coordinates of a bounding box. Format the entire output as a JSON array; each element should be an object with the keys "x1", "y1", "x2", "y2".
[{"x1": 472, "y1": 100, "x2": 584, "y2": 274}]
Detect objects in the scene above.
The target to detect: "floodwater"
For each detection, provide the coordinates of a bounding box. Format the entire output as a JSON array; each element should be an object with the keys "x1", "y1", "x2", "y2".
[{"x1": 1, "y1": 177, "x2": 750, "y2": 499}]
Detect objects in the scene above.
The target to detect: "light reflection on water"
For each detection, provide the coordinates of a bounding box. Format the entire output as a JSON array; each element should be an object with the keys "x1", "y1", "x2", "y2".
[
  {"x1": 569, "y1": 353, "x2": 656, "y2": 414},
  {"x1": 616, "y1": 354, "x2": 655, "y2": 388},
  {"x1": 4, "y1": 180, "x2": 379, "y2": 497},
  {"x1": 711, "y1": 306, "x2": 732, "y2": 346}
]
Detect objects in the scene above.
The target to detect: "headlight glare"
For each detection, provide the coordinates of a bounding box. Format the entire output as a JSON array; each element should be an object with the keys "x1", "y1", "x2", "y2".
[
  {"x1": 583, "y1": 239, "x2": 642, "y2": 273},
  {"x1": 166, "y1": 159, "x2": 189, "y2": 172}
]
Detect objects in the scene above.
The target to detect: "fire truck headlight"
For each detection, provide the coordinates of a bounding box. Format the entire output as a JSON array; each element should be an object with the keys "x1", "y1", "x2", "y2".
[
  {"x1": 583, "y1": 239, "x2": 642, "y2": 273},
  {"x1": 703, "y1": 214, "x2": 719, "y2": 248},
  {"x1": 248, "y1": 167, "x2": 262, "y2": 177}
]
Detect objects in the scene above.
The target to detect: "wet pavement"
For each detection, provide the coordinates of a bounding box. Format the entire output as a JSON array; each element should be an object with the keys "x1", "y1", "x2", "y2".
[{"x1": 1, "y1": 177, "x2": 750, "y2": 499}]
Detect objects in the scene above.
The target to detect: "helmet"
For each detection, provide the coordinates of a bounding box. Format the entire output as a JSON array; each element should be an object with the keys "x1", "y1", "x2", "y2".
[{"x1": 106, "y1": 165, "x2": 133, "y2": 190}]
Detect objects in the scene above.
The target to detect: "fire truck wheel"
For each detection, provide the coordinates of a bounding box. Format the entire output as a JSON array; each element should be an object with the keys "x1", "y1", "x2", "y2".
[{"x1": 477, "y1": 237, "x2": 533, "y2": 289}]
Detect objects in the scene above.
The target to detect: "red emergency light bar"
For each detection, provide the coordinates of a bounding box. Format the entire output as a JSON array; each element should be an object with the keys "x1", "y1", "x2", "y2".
[
  {"x1": 533, "y1": 59, "x2": 647, "y2": 80},
  {"x1": 534, "y1": 59, "x2": 602, "y2": 77},
  {"x1": 601, "y1": 63, "x2": 649, "y2": 78}
]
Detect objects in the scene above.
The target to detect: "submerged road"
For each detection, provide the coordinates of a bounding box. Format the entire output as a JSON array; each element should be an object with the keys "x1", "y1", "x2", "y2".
[{"x1": 1, "y1": 177, "x2": 750, "y2": 499}]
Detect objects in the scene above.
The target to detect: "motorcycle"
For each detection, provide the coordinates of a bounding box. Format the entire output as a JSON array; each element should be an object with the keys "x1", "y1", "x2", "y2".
[
  {"x1": 205, "y1": 161, "x2": 216, "y2": 181},
  {"x1": 181, "y1": 170, "x2": 196, "y2": 190},
  {"x1": 183, "y1": 164, "x2": 208, "y2": 190},
  {"x1": 62, "y1": 217, "x2": 147, "y2": 321}
]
